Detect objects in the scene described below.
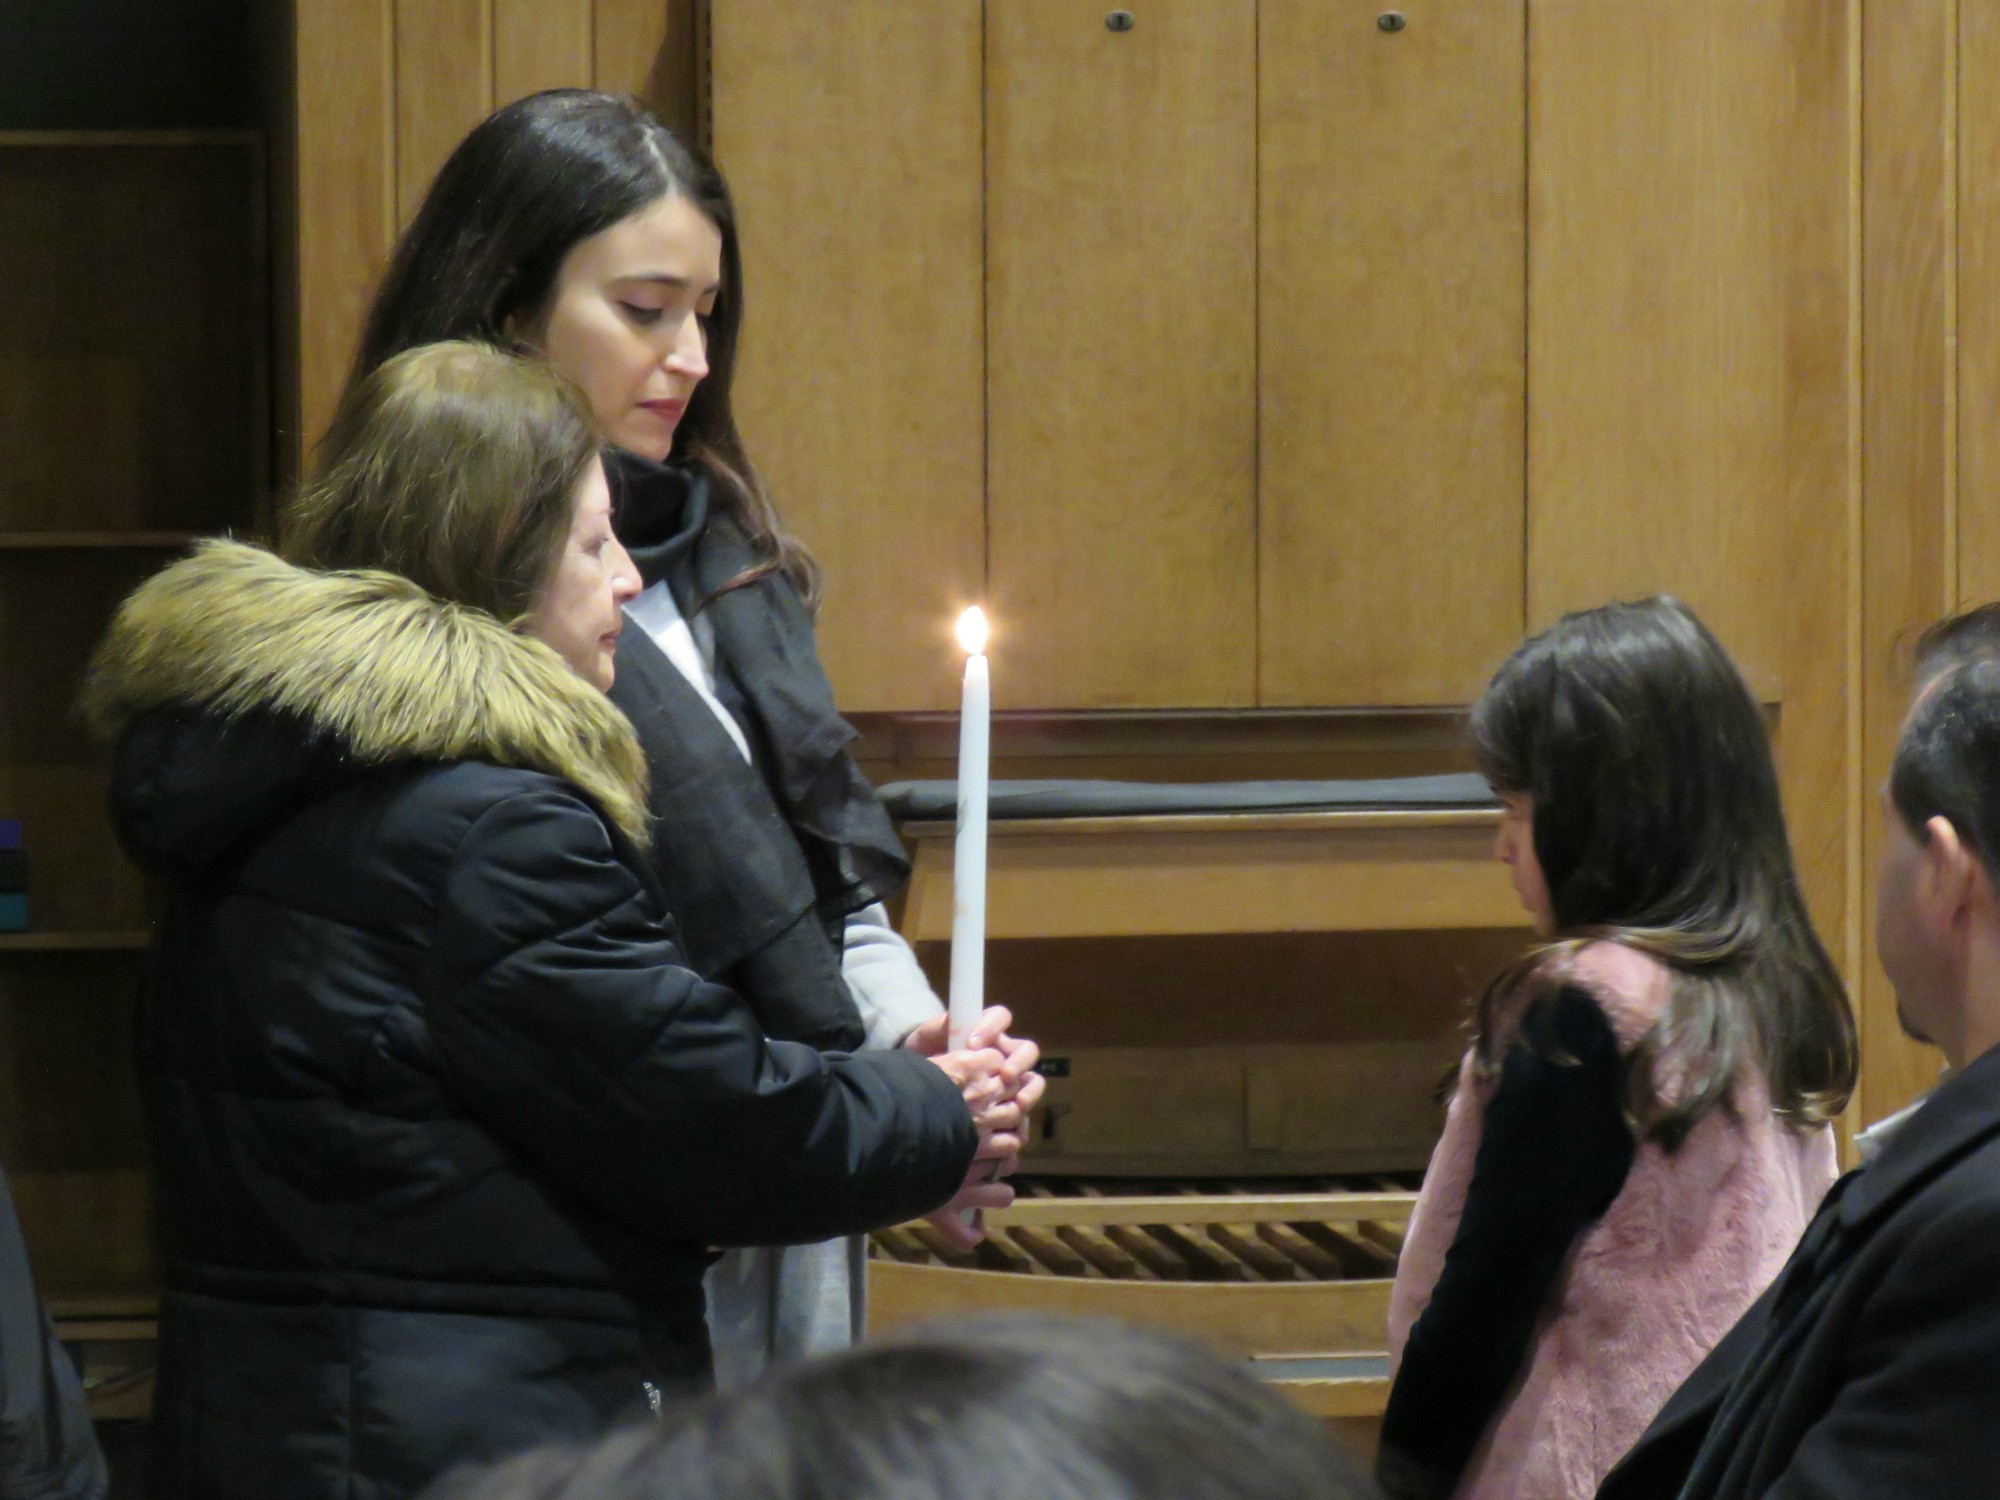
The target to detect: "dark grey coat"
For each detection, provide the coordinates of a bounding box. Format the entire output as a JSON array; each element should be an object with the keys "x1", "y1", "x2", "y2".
[
  {"x1": 0, "y1": 1165, "x2": 104, "y2": 1499},
  {"x1": 1597, "y1": 1042, "x2": 2000, "y2": 1500}
]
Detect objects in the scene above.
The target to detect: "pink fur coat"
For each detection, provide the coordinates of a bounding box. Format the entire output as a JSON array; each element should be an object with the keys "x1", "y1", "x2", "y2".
[{"x1": 1386, "y1": 943, "x2": 1839, "y2": 1500}]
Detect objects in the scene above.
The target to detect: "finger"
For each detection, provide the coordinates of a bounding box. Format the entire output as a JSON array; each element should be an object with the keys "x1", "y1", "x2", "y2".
[
  {"x1": 966, "y1": 1006, "x2": 1015, "y2": 1050},
  {"x1": 924, "y1": 1212, "x2": 984, "y2": 1253},
  {"x1": 999, "y1": 1039, "x2": 1041, "y2": 1081},
  {"x1": 1012, "y1": 1072, "x2": 1048, "y2": 1112},
  {"x1": 955, "y1": 1181, "x2": 1014, "y2": 1212},
  {"x1": 947, "y1": 1046, "x2": 1008, "y2": 1081},
  {"x1": 973, "y1": 1101, "x2": 1025, "y2": 1133},
  {"x1": 903, "y1": 1014, "x2": 948, "y2": 1056},
  {"x1": 976, "y1": 1130, "x2": 1023, "y2": 1159}
]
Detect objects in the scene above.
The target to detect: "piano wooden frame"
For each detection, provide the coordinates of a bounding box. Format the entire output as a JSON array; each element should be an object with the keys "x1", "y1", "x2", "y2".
[{"x1": 884, "y1": 805, "x2": 1518, "y2": 1424}]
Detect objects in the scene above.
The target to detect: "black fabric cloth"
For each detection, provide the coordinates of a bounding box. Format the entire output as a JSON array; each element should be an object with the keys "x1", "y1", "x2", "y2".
[
  {"x1": 876, "y1": 773, "x2": 1497, "y2": 822},
  {"x1": 1379, "y1": 987, "x2": 1638, "y2": 1500},
  {"x1": 606, "y1": 451, "x2": 911, "y2": 1050},
  {"x1": 110, "y1": 706, "x2": 974, "y2": 1500},
  {"x1": 0, "y1": 1162, "x2": 106, "y2": 1499},
  {"x1": 1596, "y1": 1040, "x2": 2000, "y2": 1500}
]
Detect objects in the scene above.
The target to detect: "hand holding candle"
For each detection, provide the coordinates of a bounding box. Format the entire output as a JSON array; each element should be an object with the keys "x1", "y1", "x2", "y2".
[{"x1": 947, "y1": 606, "x2": 991, "y2": 1051}]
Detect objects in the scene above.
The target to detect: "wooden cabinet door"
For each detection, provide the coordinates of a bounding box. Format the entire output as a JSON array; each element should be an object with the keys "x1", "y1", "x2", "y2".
[
  {"x1": 986, "y1": 0, "x2": 1258, "y2": 708},
  {"x1": 1962, "y1": 3, "x2": 2000, "y2": 608},
  {"x1": 711, "y1": 0, "x2": 986, "y2": 711},
  {"x1": 494, "y1": 0, "x2": 593, "y2": 108},
  {"x1": 1258, "y1": 0, "x2": 1526, "y2": 707},
  {"x1": 392, "y1": 0, "x2": 493, "y2": 229},
  {"x1": 1526, "y1": 0, "x2": 1849, "y2": 705}
]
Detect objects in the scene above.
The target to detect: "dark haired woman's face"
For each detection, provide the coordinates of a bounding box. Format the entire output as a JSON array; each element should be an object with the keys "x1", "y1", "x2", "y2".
[
  {"x1": 1495, "y1": 792, "x2": 1554, "y2": 934},
  {"x1": 520, "y1": 194, "x2": 722, "y2": 462}
]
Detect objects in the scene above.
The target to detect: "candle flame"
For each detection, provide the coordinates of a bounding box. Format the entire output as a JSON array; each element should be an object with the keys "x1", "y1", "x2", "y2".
[{"x1": 956, "y1": 606, "x2": 990, "y2": 656}]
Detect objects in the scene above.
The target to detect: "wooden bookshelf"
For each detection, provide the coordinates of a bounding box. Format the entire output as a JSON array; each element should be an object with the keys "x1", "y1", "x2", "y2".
[{"x1": 0, "y1": 129, "x2": 269, "y2": 1383}]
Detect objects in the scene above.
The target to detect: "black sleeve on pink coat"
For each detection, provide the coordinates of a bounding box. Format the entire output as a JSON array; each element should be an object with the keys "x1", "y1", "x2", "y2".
[{"x1": 1376, "y1": 984, "x2": 1639, "y2": 1500}]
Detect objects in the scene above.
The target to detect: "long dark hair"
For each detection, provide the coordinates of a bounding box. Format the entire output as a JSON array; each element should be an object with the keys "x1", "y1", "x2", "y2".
[
  {"x1": 424, "y1": 1316, "x2": 1378, "y2": 1500},
  {"x1": 350, "y1": 88, "x2": 817, "y2": 603},
  {"x1": 1470, "y1": 597, "x2": 1856, "y2": 1148}
]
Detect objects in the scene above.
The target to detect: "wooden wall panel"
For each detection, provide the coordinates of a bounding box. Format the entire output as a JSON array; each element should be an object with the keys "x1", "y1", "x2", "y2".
[
  {"x1": 393, "y1": 0, "x2": 491, "y2": 227},
  {"x1": 593, "y1": 0, "x2": 701, "y2": 143},
  {"x1": 710, "y1": 1, "x2": 985, "y2": 711},
  {"x1": 987, "y1": 0, "x2": 1258, "y2": 709},
  {"x1": 1769, "y1": 0, "x2": 1858, "y2": 1138},
  {"x1": 1859, "y1": 0, "x2": 1953, "y2": 1123},
  {"x1": 1258, "y1": 0, "x2": 1525, "y2": 707},
  {"x1": 294, "y1": 0, "x2": 394, "y2": 452},
  {"x1": 1962, "y1": 2, "x2": 2000, "y2": 606},
  {"x1": 494, "y1": 0, "x2": 594, "y2": 107},
  {"x1": 1527, "y1": 0, "x2": 1842, "y2": 702}
]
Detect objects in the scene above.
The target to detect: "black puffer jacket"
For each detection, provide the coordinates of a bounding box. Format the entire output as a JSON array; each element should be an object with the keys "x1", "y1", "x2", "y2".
[{"x1": 82, "y1": 543, "x2": 975, "y2": 1500}]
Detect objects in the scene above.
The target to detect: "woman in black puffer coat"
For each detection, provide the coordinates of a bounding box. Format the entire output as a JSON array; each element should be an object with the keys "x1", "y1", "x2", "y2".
[{"x1": 81, "y1": 344, "x2": 1009, "y2": 1500}]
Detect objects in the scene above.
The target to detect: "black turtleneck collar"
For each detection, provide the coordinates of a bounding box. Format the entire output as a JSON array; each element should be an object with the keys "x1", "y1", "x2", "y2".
[{"x1": 605, "y1": 447, "x2": 708, "y2": 599}]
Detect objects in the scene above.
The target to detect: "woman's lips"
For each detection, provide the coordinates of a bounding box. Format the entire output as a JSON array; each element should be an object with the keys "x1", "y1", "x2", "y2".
[{"x1": 639, "y1": 399, "x2": 686, "y2": 423}]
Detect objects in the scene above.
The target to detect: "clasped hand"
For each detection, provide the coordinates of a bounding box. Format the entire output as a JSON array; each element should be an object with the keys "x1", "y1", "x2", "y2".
[{"x1": 906, "y1": 1006, "x2": 1044, "y2": 1251}]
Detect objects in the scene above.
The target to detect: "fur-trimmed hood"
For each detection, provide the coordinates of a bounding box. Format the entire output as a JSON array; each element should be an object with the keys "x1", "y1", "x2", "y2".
[{"x1": 83, "y1": 540, "x2": 651, "y2": 868}]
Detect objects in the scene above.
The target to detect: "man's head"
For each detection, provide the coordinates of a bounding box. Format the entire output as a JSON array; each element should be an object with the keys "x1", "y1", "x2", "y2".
[{"x1": 1882, "y1": 638, "x2": 2000, "y2": 1066}]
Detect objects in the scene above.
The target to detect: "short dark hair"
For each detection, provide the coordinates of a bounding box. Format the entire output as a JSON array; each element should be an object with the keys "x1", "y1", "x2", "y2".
[
  {"x1": 424, "y1": 1317, "x2": 1379, "y2": 1500},
  {"x1": 1911, "y1": 602, "x2": 2000, "y2": 689},
  {"x1": 1891, "y1": 649, "x2": 2000, "y2": 879}
]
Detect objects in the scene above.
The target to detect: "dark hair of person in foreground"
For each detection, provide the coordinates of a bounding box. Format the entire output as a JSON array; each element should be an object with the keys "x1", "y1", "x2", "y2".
[{"x1": 425, "y1": 1315, "x2": 1380, "y2": 1500}]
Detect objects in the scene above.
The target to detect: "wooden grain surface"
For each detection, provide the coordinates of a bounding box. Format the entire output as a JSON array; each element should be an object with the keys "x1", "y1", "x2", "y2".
[
  {"x1": 1258, "y1": 0, "x2": 1525, "y2": 706},
  {"x1": 709, "y1": 0, "x2": 986, "y2": 710},
  {"x1": 494, "y1": 0, "x2": 594, "y2": 107},
  {"x1": 965, "y1": 1192, "x2": 1416, "y2": 1232},
  {"x1": 295, "y1": 0, "x2": 395, "y2": 450},
  {"x1": 1961, "y1": 2, "x2": 2000, "y2": 607},
  {"x1": 1527, "y1": 0, "x2": 1841, "y2": 703},
  {"x1": 900, "y1": 815, "x2": 1521, "y2": 940},
  {"x1": 1858, "y1": 0, "x2": 1953, "y2": 1122},
  {"x1": 866, "y1": 1258, "x2": 1391, "y2": 1359},
  {"x1": 986, "y1": 0, "x2": 1258, "y2": 709},
  {"x1": 1767, "y1": 0, "x2": 1860, "y2": 1156},
  {"x1": 593, "y1": 0, "x2": 701, "y2": 142},
  {"x1": 1776, "y1": 0, "x2": 1864, "y2": 1160},
  {"x1": 393, "y1": 0, "x2": 491, "y2": 228},
  {"x1": 1019, "y1": 1043, "x2": 1458, "y2": 1176}
]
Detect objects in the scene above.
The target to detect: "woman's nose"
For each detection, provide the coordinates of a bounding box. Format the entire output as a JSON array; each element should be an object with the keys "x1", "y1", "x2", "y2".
[
  {"x1": 609, "y1": 539, "x2": 643, "y2": 603},
  {"x1": 665, "y1": 313, "x2": 709, "y2": 380}
]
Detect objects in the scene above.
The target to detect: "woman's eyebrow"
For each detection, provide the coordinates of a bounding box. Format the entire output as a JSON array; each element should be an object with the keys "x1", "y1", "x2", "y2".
[{"x1": 615, "y1": 272, "x2": 721, "y2": 294}]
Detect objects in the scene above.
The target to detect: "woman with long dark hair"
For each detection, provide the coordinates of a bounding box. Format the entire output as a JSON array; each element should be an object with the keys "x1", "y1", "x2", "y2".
[
  {"x1": 344, "y1": 89, "x2": 1038, "y2": 1382},
  {"x1": 87, "y1": 343, "x2": 1011, "y2": 1500},
  {"x1": 1376, "y1": 598, "x2": 1857, "y2": 1500}
]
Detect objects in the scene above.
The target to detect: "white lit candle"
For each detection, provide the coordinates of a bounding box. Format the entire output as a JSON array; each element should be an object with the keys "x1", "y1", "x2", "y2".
[{"x1": 948, "y1": 606, "x2": 991, "y2": 1050}]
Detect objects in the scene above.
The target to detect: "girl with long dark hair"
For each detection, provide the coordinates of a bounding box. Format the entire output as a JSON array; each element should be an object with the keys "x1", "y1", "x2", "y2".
[
  {"x1": 1376, "y1": 597, "x2": 1857, "y2": 1500},
  {"x1": 342, "y1": 90, "x2": 1034, "y2": 1383}
]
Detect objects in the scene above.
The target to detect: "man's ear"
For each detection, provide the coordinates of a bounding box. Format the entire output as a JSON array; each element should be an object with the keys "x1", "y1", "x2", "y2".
[{"x1": 1920, "y1": 815, "x2": 1989, "y2": 930}]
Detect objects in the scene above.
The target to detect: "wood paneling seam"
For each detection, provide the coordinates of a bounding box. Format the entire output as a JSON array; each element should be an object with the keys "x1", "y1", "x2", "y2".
[{"x1": 1948, "y1": 0, "x2": 1960, "y2": 610}]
